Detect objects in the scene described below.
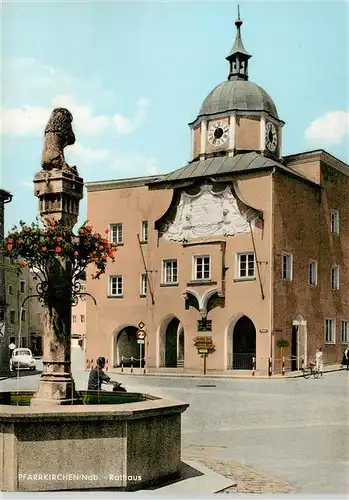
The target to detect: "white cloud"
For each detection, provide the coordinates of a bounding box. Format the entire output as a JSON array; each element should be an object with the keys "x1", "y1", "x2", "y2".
[
  {"x1": 51, "y1": 95, "x2": 110, "y2": 134},
  {"x1": 0, "y1": 105, "x2": 51, "y2": 135},
  {"x1": 110, "y1": 151, "x2": 159, "y2": 176},
  {"x1": 65, "y1": 143, "x2": 159, "y2": 178},
  {"x1": 1, "y1": 94, "x2": 149, "y2": 137},
  {"x1": 113, "y1": 98, "x2": 149, "y2": 134},
  {"x1": 7, "y1": 57, "x2": 75, "y2": 90},
  {"x1": 305, "y1": 111, "x2": 349, "y2": 144},
  {"x1": 66, "y1": 142, "x2": 112, "y2": 165},
  {"x1": 0, "y1": 95, "x2": 110, "y2": 136}
]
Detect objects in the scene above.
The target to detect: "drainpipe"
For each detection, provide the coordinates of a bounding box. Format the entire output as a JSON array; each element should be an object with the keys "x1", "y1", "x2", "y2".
[{"x1": 270, "y1": 167, "x2": 276, "y2": 363}]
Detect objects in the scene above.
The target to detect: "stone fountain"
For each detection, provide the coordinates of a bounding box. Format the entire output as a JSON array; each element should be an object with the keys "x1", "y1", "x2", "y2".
[{"x1": 0, "y1": 108, "x2": 188, "y2": 492}]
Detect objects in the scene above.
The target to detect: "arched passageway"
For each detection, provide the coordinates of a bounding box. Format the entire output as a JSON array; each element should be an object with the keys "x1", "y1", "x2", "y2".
[
  {"x1": 158, "y1": 316, "x2": 185, "y2": 368},
  {"x1": 165, "y1": 317, "x2": 180, "y2": 367},
  {"x1": 232, "y1": 315, "x2": 256, "y2": 369},
  {"x1": 113, "y1": 326, "x2": 142, "y2": 367}
]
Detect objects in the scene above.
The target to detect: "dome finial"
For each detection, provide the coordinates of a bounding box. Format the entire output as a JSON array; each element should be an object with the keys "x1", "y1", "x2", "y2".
[
  {"x1": 236, "y1": 4, "x2": 242, "y2": 26},
  {"x1": 226, "y1": 5, "x2": 251, "y2": 81}
]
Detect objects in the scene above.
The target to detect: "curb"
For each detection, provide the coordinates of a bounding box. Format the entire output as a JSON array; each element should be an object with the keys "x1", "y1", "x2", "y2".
[{"x1": 103, "y1": 366, "x2": 345, "y2": 380}]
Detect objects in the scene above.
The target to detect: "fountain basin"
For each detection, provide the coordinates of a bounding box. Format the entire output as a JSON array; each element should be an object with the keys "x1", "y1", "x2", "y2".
[{"x1": 0, "y1": 391, "x2": 189, "y2": 492}]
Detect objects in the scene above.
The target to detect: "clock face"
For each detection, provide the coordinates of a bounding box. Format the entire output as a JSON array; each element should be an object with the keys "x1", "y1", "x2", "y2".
[
  {"x1": 207, "y1": 121, "x2": 229, "y2": 147},
  {"x1": 265, "y1": 122, "x2": 278, "y2": 152}
]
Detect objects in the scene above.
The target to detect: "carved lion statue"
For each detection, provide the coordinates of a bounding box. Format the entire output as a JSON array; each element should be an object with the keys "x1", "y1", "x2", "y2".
[{"x1": 41, "y1": 108, "x2": 78, "y2": 174}]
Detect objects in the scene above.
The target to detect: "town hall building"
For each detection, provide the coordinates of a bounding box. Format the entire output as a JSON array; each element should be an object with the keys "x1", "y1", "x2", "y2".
[{"x1": 85, "y1": 14, "x2": 349, "y2": 374}]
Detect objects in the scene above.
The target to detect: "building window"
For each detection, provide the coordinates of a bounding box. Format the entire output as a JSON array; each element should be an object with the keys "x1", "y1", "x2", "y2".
[
  {"x1": 109, "y1": 276, "x2": 123, "y2": 296},
  {"x1": 110, "y1": 223, "x2": 123, "y2": 244},
  {"x1": 8, "y1": 284, "x2": 13, "y2": 295},
  {"x1": 21, "y1": 309, "x2": 26, "y2": 322},
  {"x1": 330, "y1": 209, "x2": 339, "y2": 234},
  {"x1": 237, "y1": 252, "x2": 255, "y2": 278},
  {"x1": 72, "y1": 315, "x2": 76, "y2": 323},
  {"x1": 21, "y1": 337, "x2": 27, "y2": 348},
  {"x1": 282, "y1": 253, "x2": 292, "y2": 281},
  {"x1": 162, "y1": 259, "x2": 178, "y2": 284},
  {"x1": 141, "y1": 221, "x2": 148, "y2": 242},
  {"x1": 194, "y1": 255, "x2": 211, "y2": 281},
  {"x1": 331, "y1": 265, "x2": 339, "y2": 290},
  {"x1": 10, "y1": 310, "x2": 15, "y2": 324},
  {"x1": 308, "y1": 260, "x2": 318, "y2": 286},
  {"x1": 20, "y1": 281, "x2": 25, "y2": 294},
  {"x1": 341, "y1": 321, "x2": 349, "y2": 344},
  {"x1": 140, "y1": 274, "x2": 147, "y2": 295},
  {"x1": 324, "y1": 319, "x2": 336, "y2": 344},
  {"x1": 80, "y1": 315, "x2": 85, "y2": 323}
]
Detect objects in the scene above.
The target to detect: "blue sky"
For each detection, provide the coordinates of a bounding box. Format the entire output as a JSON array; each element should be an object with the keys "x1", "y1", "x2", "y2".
[{"x1": 1, "y1": 1, "x2": 348, "y2": 233}]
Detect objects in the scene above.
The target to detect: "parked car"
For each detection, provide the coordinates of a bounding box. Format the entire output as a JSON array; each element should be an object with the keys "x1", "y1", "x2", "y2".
[{"x1": 10, "y1": 348, "x2": 36, "y2": 371}]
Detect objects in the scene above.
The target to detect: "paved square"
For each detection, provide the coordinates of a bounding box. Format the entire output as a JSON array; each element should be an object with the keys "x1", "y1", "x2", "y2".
[{"x1": 1, "y1": 349, "x2": 348, "y2": 495}]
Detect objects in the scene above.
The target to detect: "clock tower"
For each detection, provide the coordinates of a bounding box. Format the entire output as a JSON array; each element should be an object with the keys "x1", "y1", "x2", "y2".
[{"x1": 189, "y1": 7, "x2": 284, "y2": 162}]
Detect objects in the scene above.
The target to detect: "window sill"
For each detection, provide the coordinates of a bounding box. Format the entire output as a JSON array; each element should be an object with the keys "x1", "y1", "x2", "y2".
[
  {"x1": 139, "y1": 240, "x2": 148, "y2": 244},
  {"x1": 309, "y1": 284, "x2": 318, "y2": 288},
  {"x1": 187, "y1": 280, "x2": 217, "y2": 286},
  {"x1": 160, "y1": 283, "x2": 178, "y2": 287},
  {"x1": 139, "y1": 294, "x2": 147, "y2": 298},
  {"x1": 324, "y1": 342, "x2": 336, "y2": 345},
  {"x1": 233, "y1": 277, "x2": 256, "y2": 282},
  {"x1": 107, "y1": 295, "x2": 123, "y2": 299}
]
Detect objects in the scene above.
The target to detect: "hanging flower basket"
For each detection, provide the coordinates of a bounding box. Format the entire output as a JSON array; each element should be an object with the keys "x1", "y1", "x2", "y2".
[
  {"x1": 276, "y1": 338, "x2": 289, "y2": 349},
  {"x1": 1, "y1": 219, "x2": 117, "y2": 305}
]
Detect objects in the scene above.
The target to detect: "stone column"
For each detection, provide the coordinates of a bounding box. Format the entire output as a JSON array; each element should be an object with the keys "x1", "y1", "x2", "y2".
[
  {"x1": 31, "y1": 169, "x2": 84, "y2": 405},
  {"x1": 0, "y1": 189, "x2": 13, "y2": 378}
]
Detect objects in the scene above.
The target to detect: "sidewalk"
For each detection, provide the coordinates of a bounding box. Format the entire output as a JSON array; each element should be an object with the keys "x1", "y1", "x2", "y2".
[{"x1": 106, "y1": 364, "x2": 345, "y2": 380}]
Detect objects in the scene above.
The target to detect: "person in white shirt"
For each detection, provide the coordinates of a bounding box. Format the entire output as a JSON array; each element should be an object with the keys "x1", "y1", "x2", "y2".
[{"x1": 315, "y1": 348, "x2": 324, "y2": 378}]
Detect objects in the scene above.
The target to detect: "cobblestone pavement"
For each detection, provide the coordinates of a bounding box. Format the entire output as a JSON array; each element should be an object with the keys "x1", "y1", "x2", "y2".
[{"x1": 182, "y1": 445, "x2": 294, "y2": 494}]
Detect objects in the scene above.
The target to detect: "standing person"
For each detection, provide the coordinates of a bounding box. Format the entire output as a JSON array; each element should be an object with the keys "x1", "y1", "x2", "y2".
[
  {"x1": 341, "y1": 346, "x2": 349, "y2": 370},
  {"x1": 315, "y1": 348, "x2": 324, "y2": 378}
]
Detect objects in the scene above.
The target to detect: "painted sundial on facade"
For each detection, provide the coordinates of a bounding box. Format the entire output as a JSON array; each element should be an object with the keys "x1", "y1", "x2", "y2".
[{"x1": 160, "y1": 183, "x2": 260, "y2": 242}]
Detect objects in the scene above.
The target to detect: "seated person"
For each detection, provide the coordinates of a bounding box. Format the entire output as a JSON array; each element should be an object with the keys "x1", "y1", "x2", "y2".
[{"x1": 88, "y1": 356, "x2": 125, "y2": 391}]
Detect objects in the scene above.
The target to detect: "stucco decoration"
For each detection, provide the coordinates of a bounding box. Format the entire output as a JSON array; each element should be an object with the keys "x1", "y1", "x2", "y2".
[{"x1": 162, "y1": 184, "x2": 258, "y2": 242}]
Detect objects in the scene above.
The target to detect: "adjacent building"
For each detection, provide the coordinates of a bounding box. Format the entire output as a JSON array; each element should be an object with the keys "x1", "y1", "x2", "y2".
[{"x1": 84, "y1": 15, "x2": 349, "y2": 374}]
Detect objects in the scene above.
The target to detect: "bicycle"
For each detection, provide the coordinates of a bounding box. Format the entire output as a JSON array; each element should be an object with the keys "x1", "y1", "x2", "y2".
[{"x1": 302, "y1": 363, "x2": 321, "y2": 379}]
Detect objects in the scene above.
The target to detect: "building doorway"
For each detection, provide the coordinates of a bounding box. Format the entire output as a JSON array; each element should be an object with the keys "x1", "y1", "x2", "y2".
[
  {"x1": 114, "y1": 326, "x2": 141, "y2": 367},
  {"x1": 292, "y1": 317, "x2": 307, "y2": 370},
  {"x1": 165, "y1": 317, "x2": 180, "y2": 367},
  {"x1": 232, "y1": 315, "x2": 256, "y2": 369}
]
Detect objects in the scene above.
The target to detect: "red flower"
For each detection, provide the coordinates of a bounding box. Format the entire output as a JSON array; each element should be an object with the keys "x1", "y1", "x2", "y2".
[
  {"x1": 98, "y1": 246, "x2": 104, "y2": 251},
  {"x1": 56, "y1": 237, "x2": 63, "y2": 242},
  {"x1": 74, "y1": 251, "x2": 78, "y2": 256},
  {"x1": 42, "y1": 246, "x2": 47, "y2": 252},
  {"x1": 24, "y1": 226, "x2": 31, "y2": 232},
  {"x1": 105, "y1": 229, "x2": 109, "y2": 234},
  {"x1": 40, "y1": 231, "x2": 45, "y2": 235},
  {"x1": 86, "y1": 225, "x2": 93, "y2": 232},
  {"x1": 7, "y1": 244, "x2": 13, "y2": 251},
  {"x1": 55, "y1": 247, "x2": 62, "y2": 254},
  {"x1": 49, "y1": 220, "x2": 56, "y2": 227},
  {"x1": 7, "y1": 238, "x2": 13, "y2": 244},
  {"x1": 79, "y1": 229, "x2": 84, "y2": 234},
  {"x1": 18, "y1": 239, "x2": 23, "y2": 245}
]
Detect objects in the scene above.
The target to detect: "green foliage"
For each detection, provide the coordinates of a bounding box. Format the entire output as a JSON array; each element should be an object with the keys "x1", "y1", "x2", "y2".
[
  {"x1": 276, "y1": 338, "x2": 289, "y2": 349},
  {"x1": 1, "y1": 219, "x2": 117, "y2": 282}
]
